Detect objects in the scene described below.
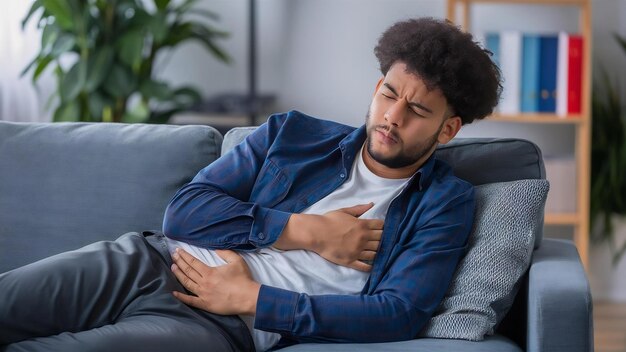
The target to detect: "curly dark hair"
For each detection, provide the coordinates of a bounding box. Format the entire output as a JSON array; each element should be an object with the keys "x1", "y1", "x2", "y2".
[{"x1": 374, "y1": 17, "x2": 502, "y2": 125}]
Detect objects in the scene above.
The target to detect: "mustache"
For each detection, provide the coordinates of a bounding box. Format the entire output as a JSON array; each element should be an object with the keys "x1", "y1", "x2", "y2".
[{"x1": 374, "y1": 124, "x2": 400, "y2": 142}]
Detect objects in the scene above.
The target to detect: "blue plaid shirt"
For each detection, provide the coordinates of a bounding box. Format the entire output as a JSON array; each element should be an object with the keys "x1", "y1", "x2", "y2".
[{"x1": 163, "y1": 110, "x2": 475, "y2": 345}]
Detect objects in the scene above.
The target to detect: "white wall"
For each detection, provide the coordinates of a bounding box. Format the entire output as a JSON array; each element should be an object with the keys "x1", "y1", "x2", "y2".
[
  {"x1": 156, "y1": 0, "x2": 289, "y2": 97},
  {"x1": 0, "y1": 3, "x2": 53, "y2": 122},
  {"x1": 159, "y1": 0, "x2": 626, "y2": 158},
  {"x1": 275, "y1": 0, "x2": 443, "y2": 126},
  {"x1": 3, "y1": 0, "x2": 625, "y2": 125}
]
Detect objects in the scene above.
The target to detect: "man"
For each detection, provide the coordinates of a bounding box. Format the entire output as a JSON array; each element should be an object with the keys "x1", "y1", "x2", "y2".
[{"x1": 0, "y1": 17, "x2": 500, "y2": 351}]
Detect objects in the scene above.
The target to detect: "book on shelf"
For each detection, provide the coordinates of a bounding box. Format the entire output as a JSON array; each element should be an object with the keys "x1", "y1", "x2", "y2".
[
  {"x1": 567, "y1": 35, "x2": 583, "y2": 115},
  {"x1": 557, "y1": 32, "x2": 583, "y2": 116},
  {"x1": 479, "y1": 31, "x2": 584, "y2": 118},
  {"x1": 538, "y1": 35, "x2": 558, "y2": 113},
  {"x1": 521, "y1": 34, "x2": 541, "y2": 113},
  {"x1": 557, "y1": 32, "x2": 569, "y2": 116},
  {"x1": 499, "y1": 31, "x2": 522, "y2": 115}
]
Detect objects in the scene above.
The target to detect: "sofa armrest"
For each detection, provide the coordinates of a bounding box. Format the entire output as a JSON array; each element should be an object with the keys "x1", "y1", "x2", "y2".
[{"x1": 526, "y1": 238, "x2": 593, "y2": 352}]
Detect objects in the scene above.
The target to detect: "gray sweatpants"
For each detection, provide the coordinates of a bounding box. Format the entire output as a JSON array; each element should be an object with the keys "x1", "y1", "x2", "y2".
[{"x1": 0, "y1": 232, "x2": 254, "y2": 352}]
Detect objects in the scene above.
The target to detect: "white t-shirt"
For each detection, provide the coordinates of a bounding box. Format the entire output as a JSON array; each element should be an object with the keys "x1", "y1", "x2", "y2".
[{"x1": 166, "y1": 146, "x2": 411, "y2": 351}]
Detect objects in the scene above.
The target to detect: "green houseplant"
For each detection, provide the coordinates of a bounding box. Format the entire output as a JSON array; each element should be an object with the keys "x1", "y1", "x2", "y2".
[
  {"x1": 591, "y1": 33, "x2": 626, "y2": 265},
  {"x1": 21, "y1": 0, "x2": 230, "y2": 123}
]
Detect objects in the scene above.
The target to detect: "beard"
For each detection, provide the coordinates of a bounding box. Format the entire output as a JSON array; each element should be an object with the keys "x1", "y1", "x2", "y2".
[{"x1": 364, "y1": 109, "x2": 443, "y2": 169}]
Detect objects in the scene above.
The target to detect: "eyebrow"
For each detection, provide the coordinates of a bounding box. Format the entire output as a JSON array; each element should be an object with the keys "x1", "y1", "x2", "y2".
[{"x1": 383, "y1": 83, "x2": 433, "y2": 114}]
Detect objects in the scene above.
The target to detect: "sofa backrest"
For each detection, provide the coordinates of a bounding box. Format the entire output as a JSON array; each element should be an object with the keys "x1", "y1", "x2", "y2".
[
  {"x1": 223, "y1": 127, "x2": 546, "y2": 184},
  {"x1": 223, "y1": 127, "x2": 547, "y2": 247},
  {"x1": 0, "y1": 122, "x2": 222, "y2": 273}
]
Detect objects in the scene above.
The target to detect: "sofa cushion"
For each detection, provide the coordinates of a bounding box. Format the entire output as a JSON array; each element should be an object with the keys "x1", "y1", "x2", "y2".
[
  {"x1": 435, "y1": 138, "x2": 545, "y2": 186},
  {"x1": 0, "y1": 122, "x2": 222, "y2": 273},
  {"x1": 419, "y1": 179, "x2": 549, "y2": 341},
  {"x1": 278, "y1": 334, "x2": 522, "y2": 352}
]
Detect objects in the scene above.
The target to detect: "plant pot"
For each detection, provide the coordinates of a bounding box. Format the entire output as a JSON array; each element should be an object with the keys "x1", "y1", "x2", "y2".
[{"x1": 589, "y1": 216, "x2": 626, "y2": 302}]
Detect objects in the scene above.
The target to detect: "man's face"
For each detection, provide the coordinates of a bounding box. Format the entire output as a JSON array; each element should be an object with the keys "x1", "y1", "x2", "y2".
[{"x1": 364, "y1": 62, "x2": 460, "y2": 177}]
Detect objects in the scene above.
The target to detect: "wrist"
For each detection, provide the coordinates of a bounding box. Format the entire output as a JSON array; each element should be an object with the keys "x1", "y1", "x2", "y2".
[
  {"x1": 276, "y1": 213, "x2": 319, "y2": 251},
  {"x1": 245, "y1": 282, "x2": 262, "y2": 316}
]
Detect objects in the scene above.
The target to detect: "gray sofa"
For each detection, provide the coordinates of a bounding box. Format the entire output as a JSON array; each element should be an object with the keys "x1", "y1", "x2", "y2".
[{"x1": 0, "y1": 121, "x2": 592, "y2": 351}]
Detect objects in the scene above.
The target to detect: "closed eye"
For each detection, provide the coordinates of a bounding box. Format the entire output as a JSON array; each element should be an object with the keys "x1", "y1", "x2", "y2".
[
  {"x1": 410, "y1": 109, "x2": 426, "y2": 118},
  {"x1": 382, "y1": 93, "x2": 425, "y2": 117}
]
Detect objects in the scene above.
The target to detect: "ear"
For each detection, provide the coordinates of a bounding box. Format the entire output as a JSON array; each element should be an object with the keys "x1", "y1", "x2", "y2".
[
  {"x1": 373, "y1": 77, "x2": 384, "y2": 97},
  {"x1": 437, "y1": 116, "x2": 462, "y2": 144}
]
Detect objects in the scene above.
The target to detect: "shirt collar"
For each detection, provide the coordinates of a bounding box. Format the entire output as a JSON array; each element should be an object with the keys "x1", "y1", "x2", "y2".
[{"x1": 338, "y1": 125, "x2": 437, "y2": 192}]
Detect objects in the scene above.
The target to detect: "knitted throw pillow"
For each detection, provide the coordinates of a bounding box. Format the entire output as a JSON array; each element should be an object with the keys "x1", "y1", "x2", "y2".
[{"x1": 419, "y1": 179, "x2": 550, "y2": 341}]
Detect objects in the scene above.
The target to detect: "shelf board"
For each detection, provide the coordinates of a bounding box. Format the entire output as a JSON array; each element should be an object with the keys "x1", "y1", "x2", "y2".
[
  {"x1": 461, "y1": 0, "x2": 586, "y2": 5},
  {"x1": 545, "y1": 213, "x2": 580, "y2": 225},
  {"x1": 486, "y1": 113, "x2": 585, "y2": 124}
]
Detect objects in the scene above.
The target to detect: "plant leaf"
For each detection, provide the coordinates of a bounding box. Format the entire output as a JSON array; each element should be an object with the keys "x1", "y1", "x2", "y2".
[
  {"x1": 146, "y1": 87, "x2": 201, "y2": 124},
  {"x1": 102, "y1": 64, "x2": 136, "y2": 97},
  {"x1": 40, "y1": 0, "x2": 74, "y2": 31},
  {"x1": 161, "y1": 15, "x2": 228, "y2": 49},
  {"x1": 613, "y1": 33, "x2": 626, "y2": 56},
  {"x1": 22, "y1": 0, "x2": 43, "y2": 29},
  {"x1": 172, "y1": 86, "x2": 201, "y2": 106},
  {"x1": 85, "y1": 45, "x2": 114, "y2": 92},
  {"x1": 116, "y1": 29, "x2": 145, "y2": 72},
  {"x1": 50, "y1": 33, "x2": 76, "y2": 57},
  {"x1": 59, "y1": 60, "x2": 86, "y2": 102},
  {"x1": 147, "y1": 14, "x2": 168, "y2": 45},
  {"x1": 155, "y1": 0, "x2": 170, "y2": 11},
  {"x1": 53, "y1": 101, "x2": 80, "y2": 122},
  {"x1": 41, "y1": 24, "x2": 60, "y2": 56},
  {"x1": 140, "y1": 79, "x2": 172, "y2": 101},
  {"x1": 123, "y1": 98, "x2": 149, "y2": 123},
  {"x1": 87, "y1": 91, "x2": 113, "y2": 122},
  {"x1": 33, "y1": 56, "x2": 54, "y2": 82},
  {"x1": 20, "y1": 56, "x2": 39, "y2": 78},
  {"x1": 175, "y1": 0, "x2": 199, "y2": 14}
]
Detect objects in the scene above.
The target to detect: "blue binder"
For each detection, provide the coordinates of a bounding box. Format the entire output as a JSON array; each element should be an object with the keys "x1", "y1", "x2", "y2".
[
  {"x1": 521, "y1": 34, "x2": 540, "y2": 112},
  {"x1": 538, "y1": 35, "x2": 558, "y2": 112}
]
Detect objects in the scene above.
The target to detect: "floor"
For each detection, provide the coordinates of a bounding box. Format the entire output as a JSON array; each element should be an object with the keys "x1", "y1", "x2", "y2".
[{"x1": 595, "y1": 301, "x2": 626, "y2": 352}]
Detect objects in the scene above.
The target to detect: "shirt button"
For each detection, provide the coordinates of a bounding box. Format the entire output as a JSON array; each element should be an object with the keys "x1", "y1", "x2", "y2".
[{"x1": 258, "y1": 232, "x2": 266, "y2": 240}]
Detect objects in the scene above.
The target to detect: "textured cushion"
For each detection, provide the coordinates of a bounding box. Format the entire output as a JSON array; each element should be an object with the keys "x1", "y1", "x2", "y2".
[
  {"x1": 419, "y1": 179, "x2": 549, "y2": 341},
  {"x1": 0, "y1": 122, "x2": 222, "y2": 273}
]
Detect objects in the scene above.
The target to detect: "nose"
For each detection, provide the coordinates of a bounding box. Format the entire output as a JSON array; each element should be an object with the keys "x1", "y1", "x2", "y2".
[{"x1": 384, "y1": 100, "x2": 407, "y2": 127}]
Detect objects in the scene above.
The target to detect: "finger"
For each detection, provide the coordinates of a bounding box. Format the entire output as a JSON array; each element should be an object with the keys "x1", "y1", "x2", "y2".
[
  {"x1": 173, "y1": 291, "x2": 204, "y2": 309},
  {"x1": 339, "y1": 202, "x2": 374, "y2": 217},
  {"x1": 171, "y1": 263, "x2": 200, "y2": 293},
  {"x1": 172, "y1": 249, "x2": 203, "y2": 280},
  {"x1": 349, "y1": 260, "x2": 373, "y2": 272},
  {"x1": 365, "y1": 240, "x2": 380, "y2": 251},
  {"x1": 366, "y1": 229, "x2": 383, "y2": 241},
  {"x1": 215, "y1": 249, "x2": 242, "y2": 264},
  {"x1": 364, "y1": 219, "x2": 385, "y2": 230},
  {"x1": 359, "y1": 250, "x2": 377, "y2": 262}
]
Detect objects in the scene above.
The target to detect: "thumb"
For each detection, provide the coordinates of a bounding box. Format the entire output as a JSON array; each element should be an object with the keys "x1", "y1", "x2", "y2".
[
  {"x1": 215, "y1": 249, "x2": 242, "y2": 263},
  {"x1": 339, "y1": 202, "x2": 374, "y2": 217}
]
